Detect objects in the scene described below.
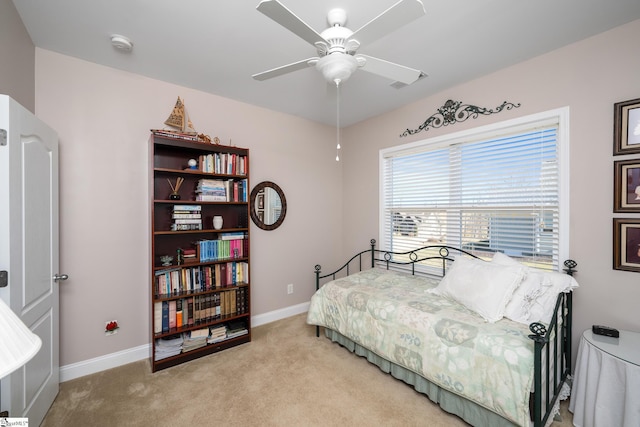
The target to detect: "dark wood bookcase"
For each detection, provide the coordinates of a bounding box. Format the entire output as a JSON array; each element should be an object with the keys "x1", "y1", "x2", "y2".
[{"x1": 149, "y1": 132, "x2": 251, "y2": 372}]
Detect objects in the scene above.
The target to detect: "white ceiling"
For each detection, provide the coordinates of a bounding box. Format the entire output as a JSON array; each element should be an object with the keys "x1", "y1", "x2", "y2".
[{"x1": 12, "y1": 0, "x2": 640, "y2": 127}]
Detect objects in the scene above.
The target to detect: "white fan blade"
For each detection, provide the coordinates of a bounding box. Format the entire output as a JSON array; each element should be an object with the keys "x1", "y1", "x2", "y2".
[
  {"x1": 349, "y1": 0, "x2": 425, "y2": 46},
  {"x1": 357, "y1": 54, "x2": 423, "y2": 85},
  {"x1": 252, "y1": 58, "x2": 319, "y2": 81},
  {"x1": 256, "y1": 0, "x2": 326, "y2": 47}
]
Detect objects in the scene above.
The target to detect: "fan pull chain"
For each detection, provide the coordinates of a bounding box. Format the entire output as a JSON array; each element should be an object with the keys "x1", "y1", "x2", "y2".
[{"x1": 335, "y1": 78, "x2": 341, "y2": 162}]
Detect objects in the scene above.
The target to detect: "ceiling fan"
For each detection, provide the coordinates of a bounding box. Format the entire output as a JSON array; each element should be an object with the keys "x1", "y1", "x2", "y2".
[{"x1": 252, "y1": 0, "x2": 427, "y2": 86}]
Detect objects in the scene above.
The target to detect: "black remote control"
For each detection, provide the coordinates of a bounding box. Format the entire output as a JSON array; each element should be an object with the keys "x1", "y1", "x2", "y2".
[{"x1": 592, "y1": 325, "x2": 619, "y2": 338}]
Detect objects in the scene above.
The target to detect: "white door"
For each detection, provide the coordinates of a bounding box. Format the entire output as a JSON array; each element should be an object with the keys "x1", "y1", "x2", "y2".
[{"x1": 0, "y1": 95, "x2": 61, "y2": 425}]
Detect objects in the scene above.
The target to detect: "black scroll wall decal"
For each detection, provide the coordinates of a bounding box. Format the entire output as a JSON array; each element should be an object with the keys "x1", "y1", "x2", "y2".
[{"x1": 400, "y1": 99, "x2": 521, "y2": 137}]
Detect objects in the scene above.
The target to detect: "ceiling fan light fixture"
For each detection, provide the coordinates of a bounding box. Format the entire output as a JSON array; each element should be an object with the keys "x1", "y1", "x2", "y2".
[{"x1": 315, "y1": 54, "x2": 358, "y2": 83}]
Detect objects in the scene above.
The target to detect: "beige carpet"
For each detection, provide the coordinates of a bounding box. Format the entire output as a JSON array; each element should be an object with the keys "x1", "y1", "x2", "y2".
[{"x1": 42, "y1": 314, "x2": 573, "y2": 426}]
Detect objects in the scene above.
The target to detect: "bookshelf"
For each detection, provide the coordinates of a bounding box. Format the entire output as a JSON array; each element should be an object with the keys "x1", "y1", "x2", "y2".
[{"x1": 149, "y1": 131, "x2": 251, "y2": 372}]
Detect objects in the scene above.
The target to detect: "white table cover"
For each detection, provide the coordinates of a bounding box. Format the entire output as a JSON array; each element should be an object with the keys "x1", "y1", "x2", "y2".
[{"x1": 569, "y1": 330, "x2": 640, "y2": 427}]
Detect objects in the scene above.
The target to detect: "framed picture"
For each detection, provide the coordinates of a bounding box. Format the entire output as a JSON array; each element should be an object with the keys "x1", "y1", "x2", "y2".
[
  {"x1": 613, "y1": 218, "x2": 640, "y2": 272},
  {"x1": 614, "y1": 159, "x2": 640, "y2": 212},
  {"x1": 257, "y1": 210, "x2": 264, "y2": 222},
  {"x1": 613, "y1": 97, "x2": 640, "y2": 155},
  {"x1": 257, "y1": 193, "x2": 264, "y2": 210}
]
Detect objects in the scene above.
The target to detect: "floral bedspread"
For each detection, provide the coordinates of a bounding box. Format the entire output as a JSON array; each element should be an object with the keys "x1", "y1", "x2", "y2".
[{"x1": 306, "y1": 268, "x2": 535, "y2": 426}]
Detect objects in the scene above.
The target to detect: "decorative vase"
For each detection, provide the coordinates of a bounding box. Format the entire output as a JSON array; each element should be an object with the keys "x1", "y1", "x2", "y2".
[
  {"x1": 170, "y1": 192, "x2": 181, "y2": 200},
  {"x1": 213, "y1": 215, "x2": 223, "y2": 230}
]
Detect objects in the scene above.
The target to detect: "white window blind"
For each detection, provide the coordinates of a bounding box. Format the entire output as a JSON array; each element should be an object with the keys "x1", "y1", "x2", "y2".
[{"x1": 381, "y1": 112, "x2": 568, "y2": 270}]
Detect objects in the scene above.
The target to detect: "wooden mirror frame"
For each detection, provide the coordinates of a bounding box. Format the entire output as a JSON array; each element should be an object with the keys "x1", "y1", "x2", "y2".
[{"x1": 250, "y1": 181, "x2": 287, "y2": 231}]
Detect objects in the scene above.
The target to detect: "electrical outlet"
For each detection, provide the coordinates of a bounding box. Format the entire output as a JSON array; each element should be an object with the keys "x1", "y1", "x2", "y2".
[{"x1": 287, "y1": 284, "x2": 294, "y2": 294}]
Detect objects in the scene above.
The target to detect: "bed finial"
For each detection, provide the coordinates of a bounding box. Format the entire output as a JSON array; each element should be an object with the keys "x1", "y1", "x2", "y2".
[
  {"x1": 528, "y1": 322, "x2": 548, "y2": 343},
  {"x1": 315, "y1": 264, "x2": 321, "y2": 272},
  {"x1": 563, "y1": 259, "x2": 577, "y2": 276}
]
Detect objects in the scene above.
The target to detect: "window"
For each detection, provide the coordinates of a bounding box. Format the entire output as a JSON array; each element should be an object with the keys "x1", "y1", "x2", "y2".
[{"x1": 380, "y1": 108, "x2": 569, "y2": 270}]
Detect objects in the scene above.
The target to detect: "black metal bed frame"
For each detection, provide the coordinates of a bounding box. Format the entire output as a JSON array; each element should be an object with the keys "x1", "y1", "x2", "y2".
[{"x1": 313, "y1": 239, "x2": 576, "y2": 427}]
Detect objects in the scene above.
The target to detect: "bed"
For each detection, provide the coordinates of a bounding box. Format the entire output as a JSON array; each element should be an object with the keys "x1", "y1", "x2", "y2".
[{"x1": 307, "y1": 240, "x2": 577, "y2": 427}]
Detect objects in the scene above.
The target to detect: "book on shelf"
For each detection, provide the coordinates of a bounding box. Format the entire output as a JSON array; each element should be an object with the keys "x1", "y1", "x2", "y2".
[
  {"x1": 154, "y1": 290, "x2": 249, "y2": 337},
  {"x1": 162, "y1": 301, "x2": 169, "y2": 332},
  {"x1": 173, "y1": 204, "x2": 202, "y2": 211},
  {"x1": 197, "y1": 153, "x2": 248, "y2": 175},
  {"x1": 193, "y1": 178, "x2": 248, "y2": 202},
  {"x1": 182, "y1": 328, "x2": 209, "y2": 353},
  {"x1": 227, "y1": 328, "x2": 249, "y2": 339},
  {"x1": 154, "y1": 262, "x2": 247, "y2": 297},
  {"x1": 226, "y1": 319, "x2": 248, "y2": 339},
  {"x1": 187, "y1": 297, "x2": 194, "y2": 325},
  {"x1": 154, "y1": 302, "x2": 163, "y2": 334},
  {"x1": 155, "y1": 268, "x2": 180, "y2": 296},
  {"x1": 196, "y1": 238, "x2": 246, "y2": 262},
  {"x1": 176, "y1": 299, "x2": 183, "y2": 327},
  {"x1": 171, "y1": 223, "x2": 203, "y2": 231},
  {"x1": 173, "y1": 219, "x2": 202, "y2": 224},
  {"x1": 180, "y1": 248, "x2": 197, "y2": 264},
  {"x1": 208, "y1": 324, "x2": 227, "y2": 344},
  {"x1": 172, "y1": 214, "x2": 202, "y2": 221},
  {"x1": 154, "y1": 334, "x2": 183, "y2": 361},
  {"x1": 168, "y1": 300, "x2": 177, "y2": 329},
  {"x1": 196, "y1": 179, "x2": 226, "y2": 201},
  {"x1": 219, "y1": 231, "x2": 247, "y2": 240},
  {"x1": 171, "y1": 204, "x2": 202, "y2": 230}
]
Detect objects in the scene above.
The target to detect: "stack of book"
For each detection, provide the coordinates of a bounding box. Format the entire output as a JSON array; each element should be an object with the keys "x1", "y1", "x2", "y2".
[
  {"x1": 195, "y1": 179, "x2": 226, "y2": 201},
  {"x1": 171, "y1": 205, "x2": 202, "y2": 231},
  {"x1": 182, "y1": 328, "x2": 209, "y2": 353},
  {"x1": 181, "y1": 248, "x2": 197, "y2": 263},
  {"x1": 154, "y1": 335, "x2": 183, "y2": 360},
  {"x1": 226, "y1": 320, "x2": 248, "y2": 339},
  {"x1": 208, "y1": 325, "x2": 227, "y2": 344}
]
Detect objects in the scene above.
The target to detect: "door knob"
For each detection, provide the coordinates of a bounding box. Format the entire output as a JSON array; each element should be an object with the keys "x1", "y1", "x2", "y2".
[{"x1": 53, "y1": 274, "x2": 69, "y2": 281}]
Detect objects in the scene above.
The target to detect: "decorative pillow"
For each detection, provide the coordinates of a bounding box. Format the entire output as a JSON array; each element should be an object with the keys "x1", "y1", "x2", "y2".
[
  {"x1": 492, "y1": 252, "x2": 579, "y2": 325},
  {"x1": 428, "y1": 256, "x2": 525, "y2": 323}
]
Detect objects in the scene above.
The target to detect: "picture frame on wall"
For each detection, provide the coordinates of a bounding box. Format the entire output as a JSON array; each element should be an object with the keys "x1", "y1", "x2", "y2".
[
  {"x1": 613, "y1": 97, "x2": 640, "y2": 155},
  {"x1": 614, "y1": 158, "x2": 640, "y2": 212},
  {"x1": 613, "y1": 218, "x2": 640, "y2": 272}
]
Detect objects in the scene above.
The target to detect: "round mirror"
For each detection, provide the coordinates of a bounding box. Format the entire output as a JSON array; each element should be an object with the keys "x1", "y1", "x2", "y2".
[{"x1": 250, "y1": 181, "x2": 287, "y2": 230}]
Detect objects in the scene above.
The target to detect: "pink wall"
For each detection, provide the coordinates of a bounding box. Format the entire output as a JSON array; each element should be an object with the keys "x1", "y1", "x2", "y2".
[
  {"x1": 0, "y1": 0, "x2": 35, "y2": 112},
  {"x1": 34, "y1": 50, "x2": 343, "y2": 366},
  {"x1": 343, "y1": 20, "x2": 640, "y2": 362}
]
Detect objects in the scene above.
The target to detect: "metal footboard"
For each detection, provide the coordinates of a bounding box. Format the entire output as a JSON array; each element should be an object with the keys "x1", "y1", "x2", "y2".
[{"x1": 529, "y1": 260, "x2": 576, "y2": 427}]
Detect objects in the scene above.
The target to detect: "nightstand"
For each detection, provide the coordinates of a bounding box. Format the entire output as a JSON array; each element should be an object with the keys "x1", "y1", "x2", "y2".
[{"x1": 569, "y1": 329, "x2": 640, "y2": 427}]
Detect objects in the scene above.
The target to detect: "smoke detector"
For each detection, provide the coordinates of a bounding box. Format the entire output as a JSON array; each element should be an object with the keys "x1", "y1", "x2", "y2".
[{"x1": 110, "y1": 34, "x2": 133, "y2": 52}]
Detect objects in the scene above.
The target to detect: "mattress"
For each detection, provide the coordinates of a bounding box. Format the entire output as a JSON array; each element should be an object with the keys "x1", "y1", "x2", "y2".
[{"x1": 307, "y1": 267, "x2": 540, "y2": 426}]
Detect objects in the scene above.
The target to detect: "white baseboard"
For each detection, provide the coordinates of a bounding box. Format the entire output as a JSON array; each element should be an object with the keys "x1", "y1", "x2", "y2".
[
  {"x1": 60, "y1": 344, "x2": 150, "y2": 382},
  {"x1": 59, "y1": 302, "x2": 310, "y2": 382},
  {"x1": 251, "y1": 301, "x2": 309, "y2": 327}
]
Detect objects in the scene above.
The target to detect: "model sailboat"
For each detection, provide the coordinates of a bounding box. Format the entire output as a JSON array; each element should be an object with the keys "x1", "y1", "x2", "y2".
[
  {"x1": 164, "y1": 97, "x2": 197, "y2": 134},
  {"x1": 152, "y1": 96, "x2": 214, "y2": 143}
]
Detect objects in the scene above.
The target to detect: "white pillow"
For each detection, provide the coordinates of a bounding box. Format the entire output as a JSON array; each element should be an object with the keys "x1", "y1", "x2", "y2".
[
  {"x1": 428, "y1": 256, "x2": 525, "y2": 323},
  {"x1": 492, "y1": 252, "x2": 579, "y2": 325}
]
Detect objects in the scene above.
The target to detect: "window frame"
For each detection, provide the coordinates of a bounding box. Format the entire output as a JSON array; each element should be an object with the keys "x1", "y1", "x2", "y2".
[{"x1": 378, "y1": 107, "x2": 571, "y2": 270}]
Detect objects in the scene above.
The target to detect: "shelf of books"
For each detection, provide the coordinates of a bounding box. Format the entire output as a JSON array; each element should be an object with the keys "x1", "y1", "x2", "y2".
[{"x1": 149, "y1": 131, "x2": 251, "y2": 372}]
